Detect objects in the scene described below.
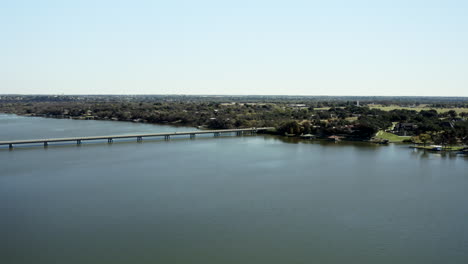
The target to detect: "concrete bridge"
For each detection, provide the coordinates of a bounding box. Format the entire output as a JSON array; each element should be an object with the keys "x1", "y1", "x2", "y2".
[{"x1": 0, "y1": 127, "x2": 274, "y2": 149}]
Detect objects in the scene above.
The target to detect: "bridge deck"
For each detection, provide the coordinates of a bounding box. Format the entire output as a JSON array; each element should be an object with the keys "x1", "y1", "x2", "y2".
[{"x1": 0, "y1": 127, "x2": 273, "y2": 145}]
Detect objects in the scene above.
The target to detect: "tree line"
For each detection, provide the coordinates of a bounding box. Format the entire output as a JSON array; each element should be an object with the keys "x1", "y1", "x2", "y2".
[{"x1": 0, "y1": 96, "x2": 467, "y2": 145}]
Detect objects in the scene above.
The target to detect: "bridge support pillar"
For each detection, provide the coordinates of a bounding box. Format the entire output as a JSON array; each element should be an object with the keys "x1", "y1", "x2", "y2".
[
  {"x1": 214, "y1": 132, "x2": 220, "y2": 137},
  {"x1": 108, "y1": 138, "x2": 113, "y2": 143},
  {"x1": 77, "y1": 140, "x2": 82, "y2": 145},
  {"x1": 165, "y1": 135, "x2": 170, "y2": 140},
  {"x1": 44, "y1": 142, "x2": 48, "y2": 147},
  {"x1": 9, "y1": 143, "x2": 13, "y2": 149},
  {"x1": 190, "y1": 134, "x2": 195, "y2": 139},
  {"x1": 236, "y1": 131, "x2": 242, "y2": 136},
  {"x1": 137, "y1": 136, "x2": 143, "y2": 142}
]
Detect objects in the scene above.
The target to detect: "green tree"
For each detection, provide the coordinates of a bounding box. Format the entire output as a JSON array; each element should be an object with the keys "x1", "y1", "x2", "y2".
[
  {"x1": 447, "y1": 110, "x2": 458, "y2": 118},
  {"x1": 419, "y1": 133, "x2": 431, "y2": 146},
  {"x1": 444, "y1": 130, "x2": 458, "y2": 148},
  {"x1": 301, "y1": 121, "x2": 312, "y2": 134},
  {"x1": 277, "y1": 121, "x2": 301, "y2": 135}
]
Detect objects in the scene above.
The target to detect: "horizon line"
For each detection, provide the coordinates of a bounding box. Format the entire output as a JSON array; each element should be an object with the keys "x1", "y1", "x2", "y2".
[{"x1": 1, "y1": 94, "x2": 468, "y2": 99}]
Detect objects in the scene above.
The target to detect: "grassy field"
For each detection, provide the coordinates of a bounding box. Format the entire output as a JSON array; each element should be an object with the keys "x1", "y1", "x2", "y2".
[
  {"x1": 313, "y1": 107, "x2": 339, "y2": 111},
  {"x1": 374, "y1": 130, "x2": 411, "y2": 143},
  {"x1": 369, "y1": 105, "x2": 468, "y2": 114},
  {"x1": 314, "y1": 105, "x2": 468, "y2": 114}
]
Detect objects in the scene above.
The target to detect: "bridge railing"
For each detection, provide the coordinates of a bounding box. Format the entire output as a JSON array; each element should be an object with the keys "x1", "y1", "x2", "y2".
[{"x1": 0, "y1": 127, "x2": 275, "y2": 148}]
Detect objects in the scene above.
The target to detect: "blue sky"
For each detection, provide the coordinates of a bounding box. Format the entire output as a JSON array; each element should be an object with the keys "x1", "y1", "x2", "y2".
[{"x1": 1, "y1": 0, "x2": 467, "y2": 96}]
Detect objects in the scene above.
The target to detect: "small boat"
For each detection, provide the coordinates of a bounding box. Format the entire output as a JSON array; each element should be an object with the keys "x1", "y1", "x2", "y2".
[
  {"x1": 429, "y1": 145, "x2": 442, "y2": 151},
  {"x1": 300, "y1": 134, "x2": 315, "y2": 139}
]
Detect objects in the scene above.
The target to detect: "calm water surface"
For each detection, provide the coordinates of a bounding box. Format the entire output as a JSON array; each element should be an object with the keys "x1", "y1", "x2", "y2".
[{"x1": 1, "y1": 114, "x2": 467, "y2": 264}]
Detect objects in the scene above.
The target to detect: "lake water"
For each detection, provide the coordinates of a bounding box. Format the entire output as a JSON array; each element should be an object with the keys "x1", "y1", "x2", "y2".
[{"x1": 1, "y1": 114, "x2": 467, "y2": 264}]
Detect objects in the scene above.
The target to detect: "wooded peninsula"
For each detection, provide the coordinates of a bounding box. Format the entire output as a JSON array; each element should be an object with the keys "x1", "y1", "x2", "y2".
[{"x1": 1, "y1": 95, "x2": 467, "y2": 149}]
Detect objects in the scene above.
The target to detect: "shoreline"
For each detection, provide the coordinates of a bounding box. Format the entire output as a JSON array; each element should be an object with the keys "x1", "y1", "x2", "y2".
[
  {"x1": 410, "y1": 145, "x2": 467, "y2": 152},
  {"x1": 2, "y1": 112, "x2": 467, "y2": 152},
  {"x1": 0, "y1": 112, "x2": 200, "y2": 129}
]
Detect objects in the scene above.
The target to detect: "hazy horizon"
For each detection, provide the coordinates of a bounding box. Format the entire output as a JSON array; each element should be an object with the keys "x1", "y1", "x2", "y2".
[
  {"x1": 3, "y1": 93, "x2": 468, "y2": 99},
  {"x1": 2, "y1": 1, "x2": 467, "y2": 96}
]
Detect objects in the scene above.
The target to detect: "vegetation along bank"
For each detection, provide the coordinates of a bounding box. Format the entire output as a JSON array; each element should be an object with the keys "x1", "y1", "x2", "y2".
[{"x1": 1, "y1": 95, "x2": 467, "y2": 150}]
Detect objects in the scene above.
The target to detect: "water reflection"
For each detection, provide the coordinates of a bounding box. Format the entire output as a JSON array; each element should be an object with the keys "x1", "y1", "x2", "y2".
[
  {"x1": 410, "y1": 147, "x2": 462, "y2": 160},
  {"x1": 1, "y1": 114, "x2": 468, "y2": 264},
  {"x1": 269, "y1": 135, "x2": 378, "y2": 147}
]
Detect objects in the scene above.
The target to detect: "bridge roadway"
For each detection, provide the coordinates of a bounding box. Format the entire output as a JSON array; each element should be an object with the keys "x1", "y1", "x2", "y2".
[{"x1": 0, "y1": 127, "x2": 274, "y2": 148}]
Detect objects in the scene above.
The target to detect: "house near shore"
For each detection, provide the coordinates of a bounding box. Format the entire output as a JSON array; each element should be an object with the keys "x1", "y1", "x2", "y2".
[{"x1": 393, "y1": 123, "x2": 418, "y2": 136}]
